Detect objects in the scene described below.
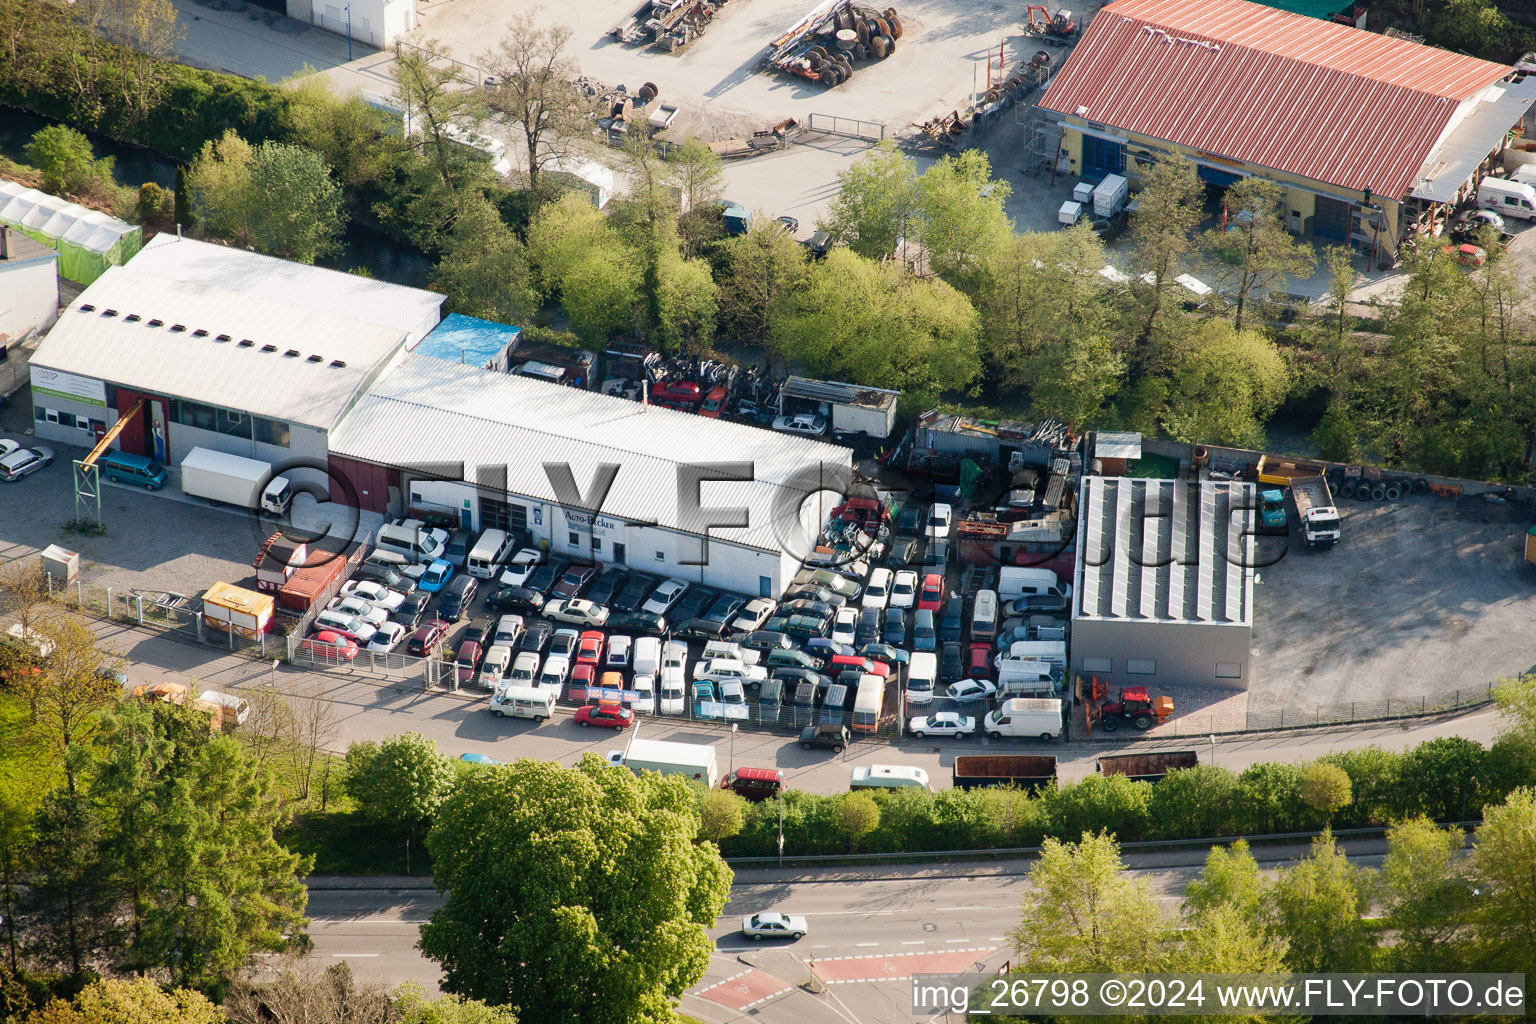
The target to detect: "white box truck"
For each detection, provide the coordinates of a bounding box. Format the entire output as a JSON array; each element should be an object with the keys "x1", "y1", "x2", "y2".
[
  {"x1": 606, "y1": 737, "x2": 718, "y2": 787},
  {"x1": 984, "y1": 698, "x2": 1064, "y2": 740},
  {"x1": 1092, "y1": 174, "x2": 1129, "y2": 218},
  {"x1": 1477, "y1": 177, "x2": 1536, "y2": 220},
  {"x1": 180, "y1": 447, "x2": 292, "y2": 516}
]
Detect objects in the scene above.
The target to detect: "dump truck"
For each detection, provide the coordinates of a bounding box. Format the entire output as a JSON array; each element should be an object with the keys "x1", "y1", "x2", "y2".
[
  {"x1": 951, "y1": 754, "x2": 1057, "y2": 791},
  {"x1": 1095, "y1": 750, "x2": 1198, "y2": 783},
  {"x1": 1291, "y1": 475, "x2": 1341, "y2": 548}
]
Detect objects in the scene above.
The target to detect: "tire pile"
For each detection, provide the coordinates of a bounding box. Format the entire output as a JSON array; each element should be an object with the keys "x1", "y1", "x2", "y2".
[{"x1": 792, "y1": 5, "x2": 903, "y2": 86}]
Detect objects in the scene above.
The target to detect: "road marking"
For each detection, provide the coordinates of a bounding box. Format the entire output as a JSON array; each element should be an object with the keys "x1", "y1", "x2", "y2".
[
  {"x1": 946, "y1": 938, "x2": 969, "y2": 943},
  {"x1": 813, "y1": 948, "x2": 998, "y2": 985},
  {"x1": 902, "y1": 940, "x2": 925, "y2": 945},
  {"x1": 691, "y1": 968, "x2": 794, "y2": 1011},
  {"x1": 855, "y1": 942, "x2": 879, "y2": 947},
  {"x1": 330, "y1": 953, "x2": 380, "y2": 958},
  {"x1": 989, "y1": 936, "x2": 1007, "y2": 941}
]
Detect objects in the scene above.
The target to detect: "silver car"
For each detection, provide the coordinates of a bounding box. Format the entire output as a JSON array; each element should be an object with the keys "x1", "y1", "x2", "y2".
[
  {"x1": 741, "y1": 911, "x2": 808, "y2": 941},
  {"x1": 0, "y1": 445, "x2": 54, "y2": 482}
]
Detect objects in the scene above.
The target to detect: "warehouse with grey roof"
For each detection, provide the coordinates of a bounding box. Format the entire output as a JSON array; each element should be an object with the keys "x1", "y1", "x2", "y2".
[{"x1": 1072, "y1": 476, "x2": 1256, "y2": 690}]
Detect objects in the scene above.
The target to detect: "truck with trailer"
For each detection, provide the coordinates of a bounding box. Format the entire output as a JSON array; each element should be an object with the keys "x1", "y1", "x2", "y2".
[
  {"x1": 951, "y1": 754, "x2": 1057, "y2": 791},
  {"x1": 606, "y1": 738, "x2": 719, "y2": 787},
  {"x1": 1095, "y1": 750, "x2": 1198, "y2": 783},
  {"x1": 1291, "y1": 476, "x2": 1341, "y2": 548},
  {"x1": 180, "y1": 447, "x2": 292, "y2": 517}
]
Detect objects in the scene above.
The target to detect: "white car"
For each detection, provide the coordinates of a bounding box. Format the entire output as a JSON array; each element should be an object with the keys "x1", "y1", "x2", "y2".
[
  {"x1": 509, "y1": 651, "x2": 541, "y2": 684},
  {"x1": 0, "y1": 440, "x2": 17, "y2": 460},
  {"x1": 497, "y1": 548, "x2": 544, "y2": 587},
  {"x1": 772, "y1": 412, "x2": 827, "y2": 436},
  {"x1": 946, "y1": 678, "x2": 999, "y2": 702},
  {"x1": 642, "y1": 578, "x2": 689, "y2": 616},
  {"x1": 831, "y1": 607, "x2": 858, "y2": 647},
  {"x1": 659, "y1": 669, "x2": 686, "y2": 714},
  {"x1": 492, "y1": 614, "x2": 525, "y2": 647},
  {"x1": 543, "y1": 599, "x2": 610, "y2": 627},
  {"x1": 479, "y1": 644, "x2": 513, "y2": 688},
  {"x1": 313, "y1": 609, "x2": 377, "y2": 643},
  {"x1": 694, "y1": 658, "x2": 768, "y2": 688},
  {"x1": 862, "y1": 567, "x2": 892, "y2": 611},
  {"x1": 365, "y1": 621, "x2": 407, "y2": 653},
  {"x1": 327, "y1": 595, "x2": 390, "y2": 626},
  {"x1": 662, "y1": 639, "x2": 689, "y2": 673},
  {"x1": 702, "y1": 639, "x2": 759, "y2": 666},
  {"x1": 731, "y1": 598, "x2": 777, "y2": 632},
  {"x1": 741, "y1": 911, "x2": 808, "y2": 941},
  {"x1": 631, "y1": 673, "x2": 657, "y2": 714},
  {"x1": 928, "y1": 503, "x2": 954, "y2": 539},
  {"x1": 340, "y1": 580, "x2": 405, "y2": 611},
  {"x1": 908, "y1": 711, "x2": 976, "y2": 739},
  {"x1": 888, "y1": 570, "x2": 919, "y2": 609}
]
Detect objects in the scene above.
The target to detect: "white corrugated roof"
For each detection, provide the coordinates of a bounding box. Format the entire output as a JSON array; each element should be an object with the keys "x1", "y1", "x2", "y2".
[
  {"x1": 329, "y1": 356, "x2": 852, "y2": 552},
  {"x1": 32, "y1": 267, "x2": 408, "y2": 429},
  {"x1": 131, "y1": 235, "x2": 444, "y2": 341}
]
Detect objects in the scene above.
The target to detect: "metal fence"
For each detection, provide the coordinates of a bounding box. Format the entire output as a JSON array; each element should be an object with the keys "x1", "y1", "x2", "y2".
[{"x1": 806, "y1": 112, "x2": 887, "y2": 142}]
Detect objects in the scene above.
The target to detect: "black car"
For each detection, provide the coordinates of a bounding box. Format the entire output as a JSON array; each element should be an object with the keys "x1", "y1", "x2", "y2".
[
  {"x1": 675, "y1": 617, "x2": 730, "y2": 641},
  {"x1": 882, "y1": 607, "x2": 907, "y2": 646},
  {"x1": 671, "y1": 587, "x2": 718, "y2": 623},
  {"x1": 781, "y1": 598, "x2": 834, "y2": 621},
  {"x1": 799, "y1": 721, "x2": 850, "y2": 752},
  {"x1": 702, "y1": 593, "x2": 745, "y2": 625},
  {"x1": 785, "y1": 584, "x2": 845, "y2": 608},
  {"x1": 438, "y1": 575, "x2": 478, "y2": 622},
  {"x1": 358, "y1": 563, "x2": 418, "y2": 594},
  {"x1": 897, "y1": 502, "x2": 927, "y2": 536},
  {"x1": 773, "y1": 667, "x2": 831, "y2": 691},
  {"x1": 611, "y1": 573, "x2": 657, "y2": 613},
  {"x1": 731, "y1": 630, "x2": 794, "y2": 653},
  {"x1": 885, "y1": 537, "x2": 919, "y2": 568},
  {"x1": 586, "y1": 565, "x2": 628, "y2": 608},
  {"x1": 778, "y1": 615, "x2": 830, "y2": 640},
  {"x1": 460, "y1": 618, "x2": 492, "y2": 650},
  {"x1": 518, "y1": 621, "x2": 552, "y2": 653},
  {"x1": 940, "y1": 596, "x2": 964, "y2": 643},
  {"x1": 607, "y1": 610, "x2": 668, "y2": 636},
  {"x1": 525, "y1": 559, "x2": 568, "y2": 595},
  {"x1": 940, "y1": 641, "x2": 963, "y2": 682},
  {"x1": 855, "y1": 607, "x2": 881, "y2": 646},
  {"x1": 391, "y1": 590, "x2": 430, "y2": 630},
  {"x1": 487, "y1": 585, "x2": 545, "y2": 615}
]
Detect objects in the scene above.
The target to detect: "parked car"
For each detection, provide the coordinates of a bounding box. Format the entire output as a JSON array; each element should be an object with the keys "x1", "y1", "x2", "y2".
[
  {"x1": 799, "y1": 721, "x2": 850, "y2": 752},
  {"x1": 699, "y1": 385, "x2": 728, "y2": 418},
  {"x1": 782, "y1": 598, "x2": 834, "y2": 621},
  {"x1": 607, "y1": 610, "x2": 668, "y2": 635},
  {"x1": 830, "y1": 607, "x2": 858, "y2": 647},
  {"x1": 575, "y1": 702, "x2": 634, "y2": 730},
  {"x1": 908, "y1": 711, "x2": 975, "y2": 739},
  {"x1": 392, "y1": 591, "x2": 431, "y2": 630},
  {"x1": 862, "y1": 568, "x2": 893, "y2": 610},
  {"x1": 549, "y1": 628, "x2": 580, "y2": 658},
  {"x1": 417, "y1": 558, "x2": 455, "y2": 593},
  {"x1": 917, "y1": 574, "x2": 946, "y2": 612},
  {"x1": 772, "y1": 412, "x2": 827, "y2": 436},
  {"x1": 642, "y1": 578, "x2": 689, "y2": 616},
  {"x1": 611, "y1": 573, "x2": 658, "y2": 613},
  {"x1": 858, "y1": 642, "x2": 908, "y2": 666},
  {"x1": 575, "y1": 630, "x2": 606, "y2": 667},
  {"x1": 356, "y1": 563, "x2": 418, "y2": 594},
  {"x1": 912, "y1": 608, "x2": 937, "y2": 652},
  {"x1": 676, "y1": 618, "x2": 730, "y2": 641},
  {"x1": 732, "y1": 630, "x2": 794, "y2": 654},
  {"x1": 455, "y1": 641, "x2": 483, "y2": 686},
  {"x1": 301, "y1": 629, "x2": 358, "y2": 661},
  {"x1": 928, "y1": 503, "x2": 954, "y2": 538},
  {"x1": 889, "y1": 570, "x2": 919, "y2": 609},
  {"x1": 543, "y1": 599, "x2": 610, "y2": 627},
  {"x1": 438, "y1": 576, "x2": 478, "y2": 622},
  {"x1": 586, "y1": 565, "x2": 628, "y2": 607},
  {"x1": 731, "y1": 598, "x2": 777, "y2": 632},
  {"x1": 966, "y1": 642, "x2": 993, "y2": 679},
  {"x1": 327, "y1": 595, "x2": 389, "y2": 627},
  {"x1": 885, "y1": 537, "x2": 919, "y2": 567},
  {"x1": 495, "y1": 549, "x2": 543, "y2": 588},
  {"x1": 525, "y1": 560, "x2": 567, "y2": 595},
  {"x1": 366, "y1": 621, "x2": 407, "y2": 653},
  {"x1": 703, "y1": 593, "x2": 746, "y2": 625},
  {"x1": 0, "y1": 445, "x2": 54, "y2": 482},
  {"x1": 406, "y1": 620, "x2": 450, "y2": 656},
  {"x1": 804, "y1": 637, "x2": 855, "y2": 660},
  {"x1": 519, "y1": 621, "x2": 552, "y2": 653},
  {"x1": 741, "y1": 911, "x2": 808, "y2": 941},
  {"x1": 671, "y1": 586, "x2": 718, "y2": 623},
  {"x1": 939, "y1": 596, "x2": 965, "y2": 642},
  {"x1": 314, "y1": 609, "x2": 376, "y2": 643},
  {"x1": 947, "y1": 677, "x2": 998, "y2": 702},
  {"x1": 767, "y1": 648, "x2": 821, "y2": 671},
  {"x1": 341, "y1": 580, "x2": 407, "y2": 611},
  {"x1": 882, "y1": 607, "x2": 907, "y2": 646},
  {"x1": 940, "y1": 641, "x2": 963, "y2": 682},
  {"x1": 553, "y1": 563, "x2": 597, "y2": 598}
]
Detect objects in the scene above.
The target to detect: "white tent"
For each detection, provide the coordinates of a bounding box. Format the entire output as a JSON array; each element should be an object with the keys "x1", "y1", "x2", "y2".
[{"x1": 0, "y1": 179, "x2": 141, "y2": 283}]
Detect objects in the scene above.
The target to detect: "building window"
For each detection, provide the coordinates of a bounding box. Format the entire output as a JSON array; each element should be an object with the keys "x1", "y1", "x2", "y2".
[
  {"x1": 1215, "y1": 662, "x2": 1243, "y2": 679},
  {"x1": 174, "y1": 399, "x2": 217, "y2": 432},
  {"x1": 592, "y1": 538, "x2": 602, "y2": 551},
  {"x1": 34, "y1": 406, "x2": 45, "y2": 423},
  {"x1": 1126, "y1": 659, "x2": 1157, "y2": 675},
  {"x1": 216, "y1": 408, "x2": 248, "y2": 438},
  {"x1": 568, "y1": 532, "x2": 580, "y2": 546},
  {"x1": 655, "y1": 551, "x2": 665, "y2": 561},
  {"x1": 254, "y1": 417, "x2": 290, "y2": 447},
  {"x1": 1081, "y1": 658, "x2": 1112, "y2": 674}
]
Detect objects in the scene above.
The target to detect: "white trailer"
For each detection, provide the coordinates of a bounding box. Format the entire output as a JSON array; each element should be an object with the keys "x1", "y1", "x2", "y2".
[
  {"x1": 1092, "y1": 174, "x2": 1129, "y2": 218},
  {"x1": 180, "y1": 447, "x2": 291, "y2": 516},
  {"x1": 607, "y1": 737, "x2": 719, "y2": 787}
]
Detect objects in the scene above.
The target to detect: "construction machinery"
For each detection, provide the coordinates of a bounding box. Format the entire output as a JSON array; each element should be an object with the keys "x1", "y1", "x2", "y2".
[
  {"x1": 1084, "y1": 677, "x2": 1173, "y2": 733},
  {"x1": 1025, "y1": 4, "x2": 1078, "y2": 44},
  {"x1": 610, "y1": 0, "x2": 733, "y2": 52},
  {"x1": 766, "y1": 0, "x2": 903, "y2": 87}
]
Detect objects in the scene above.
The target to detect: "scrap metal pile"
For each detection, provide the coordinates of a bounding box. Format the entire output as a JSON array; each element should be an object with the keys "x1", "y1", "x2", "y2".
[
  {"x1": 766, "y1": 0, "x2": 903, "y2": 87},
  {"x1": 610, "y1": 0, "x2": 737, "y2": 52},
  {"x1": 913, "y1": 49, "x2": 1052, "y2": 148}
]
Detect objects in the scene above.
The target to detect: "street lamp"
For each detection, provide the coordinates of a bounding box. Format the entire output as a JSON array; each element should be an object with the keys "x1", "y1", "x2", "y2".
[
  {"x1": 270, "y1": 658, "x2": 280, "y2": 689},
  {"x1": 344, "y1": 2, "x2": 352, "y2": 61},
  {"x1": 729, "y1": 722, "x2": 737, "y2": 774}
]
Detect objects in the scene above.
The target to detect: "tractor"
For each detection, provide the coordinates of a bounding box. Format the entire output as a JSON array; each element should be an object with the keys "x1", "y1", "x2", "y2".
[{"x1": 1085, "y1": 677, "x2": 1174, "y2": 732}]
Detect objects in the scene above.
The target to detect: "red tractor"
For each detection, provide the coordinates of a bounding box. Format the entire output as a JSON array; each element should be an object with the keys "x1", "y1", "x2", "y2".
[{"x1": 1084, "y1": 677, "x2": 1174, "y2": 733}]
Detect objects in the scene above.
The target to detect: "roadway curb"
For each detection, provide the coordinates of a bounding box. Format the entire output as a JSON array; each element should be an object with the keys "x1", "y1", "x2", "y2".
[{"x1": 306, "y1": 875, "x2": 436, "y2": 890}]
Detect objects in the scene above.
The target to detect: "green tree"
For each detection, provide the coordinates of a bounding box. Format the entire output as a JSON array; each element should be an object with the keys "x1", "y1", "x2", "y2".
[
  {"x1": 835, "y1": 792, "x2": 880, "y2": 851},
  {"x1": 431, "y1": 196, "x2": 538, "y2": 325},
  {"x1": 481, "y1": 14, "x2": 590, "y2": 199},
  {"x1": 1493, "y1": 675, "x2": 1536, "y2": 751},
  {"x1": 1157, "y1": 318, "x2": 1290, "y2": 448},
  {"x1": 560, "y1": 243, "x2": 643, "y2": 343},
  {"x1": 1170, "y1": 903, "x2": 1289, "y2": 1003},
  {"x1": 397, "y1": 984, "x2": 520, "y2": 1024},
  {"x1": 344, "y1": 733, "x2": 457, "y2": 841},
  {"x1": 133, "y1": 182, "x2": 173, "y2": 227},
  {"x1": 655, "y1": 252, "x2": 718, "y2": 353},
  {"x1": 1009, "y1": 831, "x2": 1165, "y2": 971},
  {"x1": 525, "y1": 192, "x2": 612, "y2": 298},
  {"x1": 26, "y1": 125, "x2": 109, "y2": 196},
  {"x1": 1317, "y1": 746, "x2": 1400, "y2": 827},
  {"x1": 1469, "y1": 787, "x2": 1536, "y2": 977},
  {"x1": 186, "y1": 130, "x2": 343, "y2": 263},
  {"x1": 666, "y1": 138, "x2": 724, "y2": 218},
  {"x1": 1234, "y1": 762, "x2": 1306, "y2": 834},
  {"x1": 771, "y1": 249, "x2": 980, "y2": 401},
  {"x1": 1202, "y1": 178, "x2": 1315, "y2": 330},
  {"x1": 1044, "y1": 775, "x2": 1152, "y2": 842},
  {"x1": 818, "y1": 143, "x2": 918, "y2": 260},
  {"x1": 716, "y1": 217, "x2": 808, "y2": 354},
  {"x1": 286, "y1": 79, "x2": 402, "y2": 196},
  {"x1": 27, "y1": 789, "x2": 111, "y2": 976},
  {"x1": 1148, "y1": 766, "x2": 1242, "y2": 839},
  {"x1": 419, "y1": 756, "x2": 730, "y2": 1023},
  {"x1": 1380, "y1": 816, "x2": 1477, "y2": 970},
  {"x1": 1393, "y1": 736, "x2": 1487, "y2": 821},
  {"x1": 19, "y1": 977, "x2": 222, "y2": 1024},
  {"x1": 698, "y1": 788, "x2": 745, "y2": 843},
  {"x1": 1265, "y1": 831, "x2": 1376, "y2": 971},
  {"x1": 1298, "y1": 762, "x2": 1352, "y2": 826},
  {"x1": 1183, "y1": 839, "x2": 1265, "y2": 923},
  {"x1": 914, "y1": 149, "x2": 1011, "y2": 295},
  {"x1": 90, "y1": 700, "x2": 310, "y2": 988},
  {"x1": 394, "y1": 37, "x2": 487, "y2": 197},
  {"x1": 1126, "y1": 157, "x2": 1203, "y2": 360}
]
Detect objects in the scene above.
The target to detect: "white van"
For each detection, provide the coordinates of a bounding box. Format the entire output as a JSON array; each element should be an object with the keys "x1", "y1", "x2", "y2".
[
  {"x1": 1478, "y1": 177, "x2": 1536, "y2": 220},
  {"x1": 971, "y1": 589, "x2": 998, "y2": 641},
  {"x1": 633, "y1": 637, "x2": 662, "y2": 676},
  {"x1": 197, "y1": 689, "x2": 250, "y2": 726},
  {"x1": 490, "y1": 683, "x2": 556, "y2": 721},
  {"x1": 375, "y1": 521, "x2": 447, "y2": 564},
  {"x1": 998, "y1": 567, "x2": 1071, "y2": 601},
  {"x1": 466, "y1": 529, "x2": 514, "y2": 579},
  {"x1": 983, "y1": 697, "x2": 1063, "y2": 740},
  {"x1": 479, "y1": 645, "x2": 513, "y2": 688},
  {"x1": 997, "y1": 640, "x2": 1067, "y2": 671},
  {"x1": 998, "y1": 661, "x2": 1058, "y2": 698},
  {"x1": 906, "y1": 651, "x2": 937, "y2": 705},
  {"x1": 849, "y1": 764, "x2": 931, "y2": 791}
]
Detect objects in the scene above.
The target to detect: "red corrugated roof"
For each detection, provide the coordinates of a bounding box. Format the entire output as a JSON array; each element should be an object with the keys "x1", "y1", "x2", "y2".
[{"x1": 1039, "y1": 0, "x2": 1512, "y2": 197}]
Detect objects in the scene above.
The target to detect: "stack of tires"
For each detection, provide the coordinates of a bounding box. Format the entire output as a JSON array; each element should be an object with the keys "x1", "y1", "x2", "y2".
[
  {"x1": 806, "y1": 5, "x2": 902, "y2": 87},
  {"x1": 1334, "y1": 472, "x2": 1428, "y2": 502}
]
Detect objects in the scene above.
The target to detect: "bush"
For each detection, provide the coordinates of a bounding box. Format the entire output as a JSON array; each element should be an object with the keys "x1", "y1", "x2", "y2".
[{"x1": 25, "y1": 125, "x2": 104, "y2": 195}]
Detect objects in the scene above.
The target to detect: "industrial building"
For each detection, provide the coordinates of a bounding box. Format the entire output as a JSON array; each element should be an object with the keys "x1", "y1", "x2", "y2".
[
  {"x1": 1072, "y1": 477, "x2": 1255, "y2": 690},
  {"x1": 27, "y1": 236, "x2": 442, "y2": 465},
  {"x1": 327, "y1": 355, "x2": 850, "y2": 596},
  {"x1": 1039, "y1": 0, "x2": 1536, "y2": 259},
  {"x1": 409, "y1": 313, "x2": 522, "y2": 372},
  {"x1": 0, "y1": 227, "x2": 59, "y2": 349}
]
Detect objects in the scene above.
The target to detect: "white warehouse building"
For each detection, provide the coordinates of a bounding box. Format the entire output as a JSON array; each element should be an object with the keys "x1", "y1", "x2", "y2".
[{"x1": 326, "y1": 356, "x2": 851, "y2": 597}]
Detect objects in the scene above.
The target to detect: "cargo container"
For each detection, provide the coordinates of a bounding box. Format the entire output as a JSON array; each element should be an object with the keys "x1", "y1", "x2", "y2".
[
  {"x1": 201, "y1": 582, "x2": 273, "y2": 639},
  {"x1": 606, "y1": 738, "x2": 719, "y2": 787},
  {"x1": 277, "y1": 553, "x2": 349, "y2": 614},
  {"x1": 1095, "y1": 750, "x2": 1198, "y2": 783},
  {"x1": 1091, "y1": 174, "x2": 1129, "y2": 218},
  {"x1": 951, "y1": 754, "x2": 1057, "y2": 791},
  {"x1": 180, "y1": 447, "x2": 292, "y2": 516}
]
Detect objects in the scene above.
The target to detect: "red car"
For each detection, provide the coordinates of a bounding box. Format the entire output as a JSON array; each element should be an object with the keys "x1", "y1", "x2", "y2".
[
  {"x1": 917, "y1": 573, "x2": 946, "y2": 612},
  {"x1": 575, "y1": 629, "x2": 606, "y2": 667},
  {"x1": 571, "y1": 663, "x2": 597, "y2": 700},
  {"x1": 651, "y1": 381, "x2": 702, "y2": 408},
  {"x1": 574, "y1": 701, "x2": 634, "y2": 730},
  {"x1": 407, "y1": 620, "x2": 450, "y2": 656},
  {"x1": 455, "y1": 641, "x2": 483, "y2": 686},
  {"x1": 553, "y1": 563, "x2": 597, "y2": 598},
  {"x1": 967, "y1": 642, "x2": 993, "y2": 679},
  {"x1": 301, "y1": 629, "x2": 358, "y2": 662},
  {"x1": 699, "y1": 385, "x2": 728, "y2": 418}
]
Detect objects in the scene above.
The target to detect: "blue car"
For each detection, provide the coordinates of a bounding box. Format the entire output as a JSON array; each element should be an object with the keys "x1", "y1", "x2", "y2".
[
  {"x1": 417, "y1": 558, "x2": 454, "y2": 593},
  {"x1": 804, "y1": 637, "x2": 855, "y2": 660},
  {"x1": 460, "y1": 752, "x2": 502, "y2": 766},
  {"x1": 912, "y1": 609, "x2": 937, "y2": 652}
]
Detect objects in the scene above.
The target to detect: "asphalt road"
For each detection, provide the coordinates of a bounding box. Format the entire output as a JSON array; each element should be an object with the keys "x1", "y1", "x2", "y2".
[
  {"x1": 92, "y1": 617, "x2": 1505, "y2": 794},
  {"x1": 306, "y1": 840, "x2": 1392, "y2": 1022}
]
